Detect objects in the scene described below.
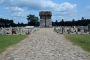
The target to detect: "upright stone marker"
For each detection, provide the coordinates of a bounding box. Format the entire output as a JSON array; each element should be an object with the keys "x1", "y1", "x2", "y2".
[
  {"x1": 39, "y1": 11, "x2": 52, "y2": 28},
  {"x1": 88, "y1": 24, "x2": 90, "y2": 34}
]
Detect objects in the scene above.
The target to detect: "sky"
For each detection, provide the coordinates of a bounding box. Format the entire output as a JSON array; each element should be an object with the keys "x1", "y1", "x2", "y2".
[{"x1": 0, "y1": 0, "x2": 90, "y2": 23}]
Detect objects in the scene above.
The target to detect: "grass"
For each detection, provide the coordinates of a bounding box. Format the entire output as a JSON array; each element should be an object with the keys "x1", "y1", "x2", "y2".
[
  {"x1": 65, "y1": 34, "x2": 90, "y2": 52},
  {"x1": 0, "y1": 35, "x2": 27, "y2": 53}
]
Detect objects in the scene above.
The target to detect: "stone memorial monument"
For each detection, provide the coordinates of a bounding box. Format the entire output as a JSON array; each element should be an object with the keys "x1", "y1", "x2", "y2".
[{"x1": 39, "y1": 11, "x2": 52, "y2": 27}]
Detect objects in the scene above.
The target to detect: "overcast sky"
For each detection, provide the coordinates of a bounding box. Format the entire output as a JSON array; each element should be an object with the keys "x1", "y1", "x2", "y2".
[{"x1": 0, "y1": 0, "x2": 90, "y2": 23}]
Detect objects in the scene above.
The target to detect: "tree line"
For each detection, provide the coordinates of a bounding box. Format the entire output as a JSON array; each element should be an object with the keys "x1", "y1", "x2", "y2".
[
  {"x1": 53, "y1": 17, "x2": 90, "y2": 26},
  {"x1": 0, "y1": 14, "x2": 90, "y2": 27},
  {"x1": 27, "y1": 15, "x2": 90, "y2": 26},
  {"x1": 0, "y1": 14, "x2": 40, "y2": 27},
  {"x1": 0, "y1": 18, "x2": 27, "y2": 27}
]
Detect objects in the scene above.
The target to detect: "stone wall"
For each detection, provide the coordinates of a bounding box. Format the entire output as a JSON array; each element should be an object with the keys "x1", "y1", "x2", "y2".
[
  {"x1": 0, "y1": 26, "x2": 35, "y2": 35},
  {"x1": 40, "y1": 19, "x2": 52, "y2": 27},
  {"x1": 54, "y1": 26, "x2": 89, "y2": 34}
]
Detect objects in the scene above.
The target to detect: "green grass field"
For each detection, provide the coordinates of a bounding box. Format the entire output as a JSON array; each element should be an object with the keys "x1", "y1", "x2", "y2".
[
  {"x1": 0, "y1": 35, "x2": 27, "y2": 53},
  {"x1": 65, "y1": 34, "x2": 90, "y2": 52}
]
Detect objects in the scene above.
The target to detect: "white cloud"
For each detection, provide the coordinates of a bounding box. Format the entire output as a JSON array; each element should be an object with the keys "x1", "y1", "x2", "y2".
[
  {"x1": 58, "y1": 2, "x2": 77, "y2": 11},
  {"x1": 5, "y1": 6, "x2": 28, "y2": 17},
  {"x1": 0, "y1": 0, "x2": 77, "y2": 17}
]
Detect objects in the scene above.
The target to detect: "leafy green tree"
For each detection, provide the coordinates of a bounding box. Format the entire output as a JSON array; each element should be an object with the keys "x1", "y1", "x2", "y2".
[
  {"x1": 0, "y1": 18, "x2": 15, "y2": 27},
  {"x1": 27, "y1": 15, "x2": 39, "y2": 26},
  {"x1": 81, "y1": 17, "x2": 85, "y2": 20},
  {"x1": 60, "y1": 19, "x2": 64, "y2": 26},
  {"x1": 55, "y1": 20, "x2": 58, "y2": 26},
  {"x1": 72, "y1": 19, "x2": 75, "y2": 26}
]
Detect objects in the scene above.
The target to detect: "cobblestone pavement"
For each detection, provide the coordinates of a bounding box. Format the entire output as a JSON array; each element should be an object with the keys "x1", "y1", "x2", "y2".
[{"x1": 0, "y1": 28, "x2": 90, "y2": 60}]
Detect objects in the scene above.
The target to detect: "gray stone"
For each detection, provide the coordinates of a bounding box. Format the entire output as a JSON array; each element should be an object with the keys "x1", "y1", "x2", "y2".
[
  {"x1": 39, "y1": 11, "x2": 52, "y2": 28},
  {"x1": 88, "y1": 24, "x2": 90, "y2": 34},
  {"x1": 0, "y1": 28, "x2": 90, "y2": 60}
]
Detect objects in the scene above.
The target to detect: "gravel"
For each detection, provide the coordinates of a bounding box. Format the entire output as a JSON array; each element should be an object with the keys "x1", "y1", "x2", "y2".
[{"x1": 0, "y1": 28, "x2": 90, "y2": 60}]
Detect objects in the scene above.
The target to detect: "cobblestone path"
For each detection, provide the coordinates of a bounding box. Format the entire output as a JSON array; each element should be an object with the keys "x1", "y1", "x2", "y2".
[{"x1": 0, "y1": 28, "x2": 90, "y2": 60}]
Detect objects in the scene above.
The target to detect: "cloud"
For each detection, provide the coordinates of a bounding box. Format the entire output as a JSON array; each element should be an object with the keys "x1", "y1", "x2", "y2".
[
  {"x1": 87, "y1": 6, "x2": 90, "y2": 10},
  {"x1": 0, "y1": 0, "x2": 4, "y2": 4},
  {"x1": 0, "y1": 0, "x2": 77, "y2": 17},
  {"x1": 5, "y1": 6, "x2": 28, "y2": 17}
]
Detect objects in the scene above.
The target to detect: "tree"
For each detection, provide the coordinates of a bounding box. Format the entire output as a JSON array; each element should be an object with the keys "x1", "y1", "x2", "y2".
[
  {"x1": 81, "y1": 17, "x2": 85, "y2": 20},
  {"x1": 60, "y1": 19, "x2": 64, "y2": 26},
  {"x1": 72, "y1": 19, "x2": 75, "y2": 26},
  {"x1": 55, "y1": 20, "x2": 58, "y2": 26},
  {"x1": 27, "y1": 14, "x2": 39, "y2": 26},
  {"x1": 0, "y1": 18, "x2": 15, "y2": 27}
]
